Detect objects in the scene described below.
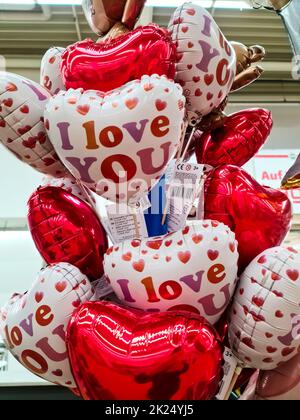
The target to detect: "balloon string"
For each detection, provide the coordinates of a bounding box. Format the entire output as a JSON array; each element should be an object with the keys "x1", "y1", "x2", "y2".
[
  {"x1": 224, "y1": 365, "x2": 243, "y2": 400},
  {"x1": 179, "y1": 125, "x2": 197, "y2": 163},
  {"x1": 161, "y1": 118, "x2": 199, "y2": 226},
  {"x1": 176, "y1": 119, "x2": 189, "y2": 160},
  {"x1": 76, "y1": 179, "x2": 97, "y2": 210}
]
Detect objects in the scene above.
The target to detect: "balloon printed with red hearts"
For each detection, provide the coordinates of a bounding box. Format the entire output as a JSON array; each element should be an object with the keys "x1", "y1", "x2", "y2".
[
  {"x1": 0, "y1": 72, "x2": 67, "y2": 177},
  {"x1": 61, "y1": 25, "x2": 177, "y2": 93},
  {"x1": 168, "y1": 3, "x2": 236, "y2": 121},
  {"x1": 40, "y1": 47, "x2": 66, "y2": 96},
  {"x1": 41, "y1": 174, "x2": 94, "y2": 204},
  {"x1": 204, "y1": 165, "x2": 292, "y2": 271},
  {"x1": 0, "y1": 263, "x2": 94, "y2": 389},
  {"x1": 196, "y1": 108, "x2": 273, "y2": 168},
  {"x1": 66, "y1": 301, "x2": 223, "y2": 400},
  {"x1": 229, "y1": 246, "x2": 300, "y2": 371},
  {"x1": 27, "y1": 186, "x2": 108, "y2": 282},
  {"x1": 104, "y1": 220, "x2": 239, "y2": 325},
  {"x1": 44, "y1": 74, "x2": 186, "y2": 203}
]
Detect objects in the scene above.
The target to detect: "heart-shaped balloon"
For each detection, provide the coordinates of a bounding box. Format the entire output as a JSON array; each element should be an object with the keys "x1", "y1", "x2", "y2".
[
  {"x1": 168, "y1": 3, "x2": 236, "y2": 120},
  {"x1": 229, "y1": 246, "x2": 300, "y2": 370},
  {"x1": 0, "y1": 263, "x2": 94, "y2": 389},
  {"x1": 204, "y1": 165, "x2": 292, "y2": 270},
  {"x1": 61, "y1": 25, "x2": 176, "y2": 92},
  {"x1": 44, "y1": 74, "x2": 185, "y2": 203},
  {"x1": 196, "y1": 109, "x2": 273, "y2": 167},
  {"x1": 0, "y1": 72, "x2": 66, "y2": 177},
  {"x1": 66, "y1": 301, "x2": 223, "y2": 400},
  {"x1": 27, "y1": 186, "x2": 108, "y2": 281},
  {"x1": 82, "y1": 0, "x2": 146, "y2": 36},
  {"x1": 104, "y1": 220, "x2": 239, "y2": 325},
  {"x1": 40, "y1": 47, "x2": 66, "y2": 96}
]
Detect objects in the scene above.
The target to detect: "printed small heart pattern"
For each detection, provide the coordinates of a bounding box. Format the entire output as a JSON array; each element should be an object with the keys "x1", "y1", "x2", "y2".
[
  {"x1": 229, "y1": 247, "x2": 300, "y2": 370},
  {"x1": 0, "y1": 72, "x2": 66, "y2": 177},
  {"x1": 168, "y1": 3, "x2": 236, "y2": 118},
  {"x1": 0, "y1": 263, "x2": 94, "y2": 389},
  {"x1": 204, "y1": 165, "x2": 292, "y2": 271},
  {"x1": 66, "y1": 301, "x2": 223, "y2": 400},
  {"x1": 61, "y1": 25, "x2": 176, "y2": 92},
  {"x1": 40, "y1": 47, "x2": 66, "y2": 95},
  {"x1": 45, "y1": 74, "x2": 185, "y2": 203},
  {"x1": 41, "y1": 174, "x2": 95, "y2": 204},
  {"x1": 196, "y1": 109, "x2": 273, "y2": 167},
  {"x1": 104, "y1": 220, "x2": 239, "y2": 324}
]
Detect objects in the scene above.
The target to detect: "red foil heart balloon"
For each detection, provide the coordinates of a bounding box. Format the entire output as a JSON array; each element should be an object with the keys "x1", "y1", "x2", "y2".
[
  {"x1": 196, "y1": 109, "x2": 273, "y2": 167},
  {"x1": 204, "y1": 165, "x2": 292, "y2": 270},
  {"x1": 67, "y1": 301, "x2": 223, "y2": 400},
  {"x1": 27, "y1": 186, "x2": 108, "y2": 281},
  {"x1": 61, "y1": 25, "x2": 176, "y2": 92}
]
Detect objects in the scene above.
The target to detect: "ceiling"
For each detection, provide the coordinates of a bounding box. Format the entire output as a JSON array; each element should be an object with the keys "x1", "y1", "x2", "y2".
[{"x1": 0, "y1": 3, "x2": 299, "y2": 101}]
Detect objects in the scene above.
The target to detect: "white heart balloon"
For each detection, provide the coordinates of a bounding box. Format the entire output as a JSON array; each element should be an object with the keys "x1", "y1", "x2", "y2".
[
  {"x1": 229, "y1": 246, "x2": 300, "y2": 370},
  {"x1": 0, "y1": 263, "x2": 94, "y2": 389},
  {"x1": 168, "y1": 3, "x2": 236, "y2": 120},
  {"x1": 44, "y1": 74, "x2": 186, "y2": 203},
  {"x1": 40, "y1": 47, "x2": 66, "y2": 95},
  {"x1": 0, "y1": 72, "x2": 67, "y2": 176},
  {"x1": 104, "y1": 220, "x2": 239, "y2": 324},
  {"x1": 41, "y1": 174, "x2": 94, "y2": 204}
]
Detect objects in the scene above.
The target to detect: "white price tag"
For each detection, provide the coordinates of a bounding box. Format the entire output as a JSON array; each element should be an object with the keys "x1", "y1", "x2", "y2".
[
  {"x1": 215, "y1": 347, "x2": 239, "y2": 401},
  {"x1": 105, "y1": 204, "x2": 148, "y2": 244},
  {"x1": 165, "y1": 159, "x2": 177, "y2": 187},
  {"x1": 167, "y1": 162, "x2": 206, "y2": 232}
]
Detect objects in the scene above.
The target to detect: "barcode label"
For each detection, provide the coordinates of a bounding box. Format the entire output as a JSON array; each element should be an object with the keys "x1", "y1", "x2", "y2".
[
  {"x1": 215, "y1": 347, "x2": 238, "y2": 401},
  {"x1": 167, "y1": 162, "x2": 206, "y2": 232},
  {"x1": 171, "y1": 186, "x2": 195, "y2": 200},
  {"x1": 223, "y1": 360, "x2": 231, "y2": 377}
]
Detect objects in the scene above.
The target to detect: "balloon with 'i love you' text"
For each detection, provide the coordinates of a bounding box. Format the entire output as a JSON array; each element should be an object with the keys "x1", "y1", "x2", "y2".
[
  {"x1": 44, "y1": 74, "x2": 186, "y2": 203},
  {"x1": 0, "y1": 263, "x2": 94, "y2": 389},
  {"x1": 168, "y1": 3, "x2": 236, "y2": 121},
  {"x1": 104, "y1": 220, "x2": 239, "y2": 325}
]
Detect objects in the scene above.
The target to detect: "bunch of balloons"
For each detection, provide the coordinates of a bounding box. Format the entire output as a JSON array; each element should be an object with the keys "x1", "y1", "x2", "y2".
[{"x1": 0, "y1": 0, "x2": 298, "y2": 400}]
